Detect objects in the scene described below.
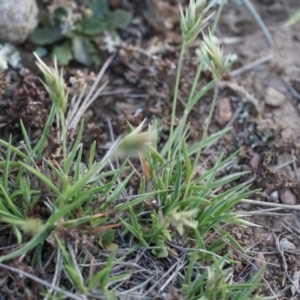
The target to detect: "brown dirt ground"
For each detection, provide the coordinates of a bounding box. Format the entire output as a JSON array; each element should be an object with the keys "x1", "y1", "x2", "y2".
[{"x1": 1, "y1": 0, "x2": 300, "y2": 299}]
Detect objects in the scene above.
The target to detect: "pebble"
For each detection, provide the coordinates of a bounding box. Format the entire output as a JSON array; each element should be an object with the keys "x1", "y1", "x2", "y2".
[
  {"x1": 215, "y1": 97, "x2": 232, "y2": 126},
  {"x1": 0, "y1": 0, "x2": 39, "y2": 44},
  {"x1": 253, "y1": 252, "x2": 265, "y2": 269},
  {"x1": 270, "y1": 190, "x2": 279, "y2": 203},
  {"x1": 249, "y1": 152, "x2": 260, "y2": 169},
  {"x1": 279, "y1": 237, "x2": 295, "y2": 250},
  {"x1": 264, "y1": 86, "x2": 286, "y2": 107},
  {"x1": 279, "y1": 188, "x2": 296, "y2": 205}
]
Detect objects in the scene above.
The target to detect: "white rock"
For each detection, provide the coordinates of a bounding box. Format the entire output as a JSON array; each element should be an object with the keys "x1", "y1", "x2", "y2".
[
  {"x1": 0, "y1": 43, "x2": 21, "y2": 70},
  {"x1": 0, "y1": 0, "x2": 39, "y2": 44},
  {"x1": 279, "y1": 237, "x2": 296, "y2": 251}
]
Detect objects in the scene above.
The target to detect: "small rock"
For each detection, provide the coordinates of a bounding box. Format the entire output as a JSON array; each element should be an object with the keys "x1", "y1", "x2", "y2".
[
  {"x1": 273, "y1": 101, "x2": 300, "y2": 139},
  {"x1": 239, "y1": 203, "x2": 251, "y2": 210},
  {"x1": 215, "y1": 97, "x2": 232, "y2": 126},
  {"x1": 250, "y1": 252, "x2": 265, "y2": 276},
  {"x1": 253, "y1": 252, "x2": 265, "y2": 269},
  {"x1": 270, "y1": 190, "x2": 279, "y2": 203},
  {"x1": 0, "y1": 0, "x2": 39, "y2": 44},
  {"x1": 264, "y1": 86, "x2": 286, "y2": 107},
  {"x1": 291, "y1": 271, "x2": 300, "y2": 296},
  {"x1": 280, "y1": 237, "x2": 296, "y2": 251},
  {"x1": 262, "y1": 233, "x2": 275, "y2": 247},
  {"x1": 249, "y1": 152, "x2": 260, "y2": 169},
  {"x1": 0, "y1": 44, "x2": 21, "y2": 70},
  {"x1": 279, "y1": 188, "x2": 296, "y2": 205}
]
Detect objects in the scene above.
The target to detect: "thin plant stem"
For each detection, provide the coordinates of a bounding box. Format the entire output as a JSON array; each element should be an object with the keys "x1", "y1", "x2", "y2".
[
  {"x1": 211, "y1": 0, "x2": 226, "y2": 35},
  {"x1": 187, "y1": 59, "x2": 204, "y2": 109},
  {"x1": 188, "y1": 61, "x2": 204, "y2": 109},
  {"x1": 184, "y1": 82, "x2": 219, "y2": 199},
  {"x1": 167, "y1": 47, "x2": 186, "y2": 162},
  {"x1": 60, "y1": 112, "x2": 68, "y2": 180},
  {"x1": 177, "y1": 0, "x2": 224, "y2": 145},
  {"x1": 177, "y1": 60, "x2": 204, "y2": 141}
]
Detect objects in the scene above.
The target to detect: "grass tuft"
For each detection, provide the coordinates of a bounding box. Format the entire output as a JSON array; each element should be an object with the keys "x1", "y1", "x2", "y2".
[{"x1": 0, "y1": 0, "x2": 268, "y2": 298}]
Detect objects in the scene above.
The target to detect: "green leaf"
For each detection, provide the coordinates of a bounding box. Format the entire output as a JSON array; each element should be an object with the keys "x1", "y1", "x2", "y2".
[
  {"x1": 52, "y1": 41, "x2": 73, "y2": 65},
  {"x1": 29, "y1": 27, "x2": 64, "y2": 46},
  {"x1": 77, "y1": 19, "x2": 106, "y2": 36},
  {"x1": 152, "y1": 240, "x2": 168, "y2": 258},
  {"x1": 89, "y1": 0, "x2": 109, "y2": 19},
  {"x1": 34, "y1": 47, "x2": 48, "y2": 58},
  {"x1": 104, "y1": 10, "x2": 131, "y2": 30},
  {"x1": 72, "y1": 36, "x2": 99, "y2": 66},
  {"x1": 99, "y1": 229, "x2": 115, "y2": 249},
  {"x1": 77, "y1": 0, "x2": 108, "y2": 35}
]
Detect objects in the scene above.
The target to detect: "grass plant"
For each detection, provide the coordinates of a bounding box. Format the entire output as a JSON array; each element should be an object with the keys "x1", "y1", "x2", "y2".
[{"x1": 0, "y1": 0, "x2": 268, "y2": 299}]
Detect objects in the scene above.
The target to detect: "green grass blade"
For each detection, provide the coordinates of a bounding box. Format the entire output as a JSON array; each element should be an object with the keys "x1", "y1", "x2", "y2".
[
  {"x1": 64, "y1": 119, "x2": 84, "y2": 175},
  {"x1": 0, "y1": 228, "x2": 51, "y2": 262},
  {"x1": 19, "y1": 162, "x2": 61, "y2": 196},
  {"x1": 188, "y1": 80, "x2": 215, "y2": 110},
  {"x1": 20, "y1": 120, "x2": 33, "y2": 155},
  {"x1": 0, "y1": 183, "x2": 24, "y2": 219},
  {"x1": 88, "y1": 141, "x2": 97, "y2": 169},
  {"x1": 35, "y1": 105, "x2": 56, "y2": 159},
  {"x1": 3, "y1": 135, "x2": 12, "y2": 192},
  {"x1": 0, "y1": 140, "x2": 27, "y2": 159}
]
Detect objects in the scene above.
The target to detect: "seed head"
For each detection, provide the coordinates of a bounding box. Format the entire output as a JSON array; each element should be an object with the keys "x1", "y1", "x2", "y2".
[
  {"x1": 165, "y1": 208, "x2": 198, "y2": 235},
  {"x1": 116, "y1": 119, "x2": 157, "y2": 157},
  {"x1": 34, "y1": 53, "x2": 68, "y2": 115},
  {"x1": 180, "y1": 0, "x2": 213, "y2": 48},
  {"x1": 200, "y1": 30, "x2": 230, "y2": 81}
]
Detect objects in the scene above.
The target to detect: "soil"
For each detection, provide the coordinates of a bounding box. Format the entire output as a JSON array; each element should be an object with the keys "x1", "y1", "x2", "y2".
[{"x1": 1, "y1": 0, "x2": 300, "y2": 299}]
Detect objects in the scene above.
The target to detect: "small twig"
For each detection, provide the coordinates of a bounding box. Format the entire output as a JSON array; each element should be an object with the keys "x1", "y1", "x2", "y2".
[
  {"x1": 279, "y1": 221, "x2": 300, "y2": 243},
  {"x1": 225, "y1": 103, "x2": 244, "y2": 127},
  {"x1": 43, "y1": 249, "x2": 62, "y2": 300},
  {"x1": 107, "y1": 117, "x2": 120, "y2": 170},
  {"x1": 159, "y1": 255, "x2": 186, "y2": 292},
  {"x1": 243, "y1": 0, "x2": 274, "y2": 46},
  {"x1": 0, "y1": 263, "x2": 84, "y2": 300},
  {"x1": 292, "y1": 150, "x2": 300, "y2": 180},
  {"x1": 68, "y1": 242, "x2": 85, "y2": 286},
  {"x1": 219, "y1": 81, "x2": 260, "y2": 111},
  {"x1": 281, "y1": 76, "x2": 300, "y2": 101},
  {"x1": 144, "y1": 261, "x2": 178, "y2": 295},
  {"x1": 231, "y1": 246, "x2": 281, "y2": 298},
  {"x1": 245, "y1": 240, "x2": 263, "y2": 252},
  {"x1": 117, "y1": 276, "x2": 155, "y2": 296},
  {"x1": 230, "y1": 53, "x2": 273, "y2": 77},
  {"x1": 236, "y1": 211, "x2": 292, "y2": 216},
  {"x1": 274, "y1": 232, "x2": 300, "y2": 295},
  {"x1": 249, "y1": 250, "x2": 300, "y2": 256},
  {"x1": 262, "y1": 276, "x2": 281, "y2": 300},
  {"x1": 275, "y1": 158, "x2": 297, "y2": 171},
  {"x1": 242, "y1": 199, "x2": 300, "y2": 211},
  {"x1": 233, "y1": 247, "x2": 279, "y2": 268}
]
